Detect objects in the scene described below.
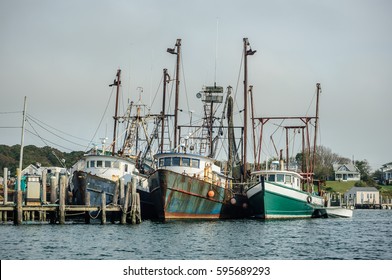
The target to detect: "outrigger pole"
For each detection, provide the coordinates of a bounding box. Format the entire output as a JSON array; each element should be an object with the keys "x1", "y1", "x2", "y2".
[{"x1": 312, "y1": 83, "x2": 321, "y2": 175}]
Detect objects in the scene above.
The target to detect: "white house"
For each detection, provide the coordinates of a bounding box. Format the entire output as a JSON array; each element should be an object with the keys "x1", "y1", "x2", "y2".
[
  {"x1": 333, "y1": 163, "x2": 361, "y2": 181},
  {"x1": 344, "y1": 186, "x2": 380, "y2": 207},
  {"x1": 380, "y1": 162, "x2": 392, "y2": 184},
  {"x1": 21, "y1": 164, "x2": 67, "y2": 177}
]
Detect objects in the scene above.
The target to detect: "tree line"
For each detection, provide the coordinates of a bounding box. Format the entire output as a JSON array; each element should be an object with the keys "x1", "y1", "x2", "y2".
[{"x1": 0, "y1": 145, "x2": 84, "y2": 176}]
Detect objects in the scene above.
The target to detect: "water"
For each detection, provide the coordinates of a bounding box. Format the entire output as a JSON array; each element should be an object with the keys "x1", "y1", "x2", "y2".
[{"x1": 1, "y1": 210, "x2": 391, "y2": 260}]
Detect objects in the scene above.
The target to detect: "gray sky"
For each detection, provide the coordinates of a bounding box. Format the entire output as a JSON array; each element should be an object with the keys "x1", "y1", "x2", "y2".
[{"x1": 0, "y1": 0, "x2": 391, "y2": 171}]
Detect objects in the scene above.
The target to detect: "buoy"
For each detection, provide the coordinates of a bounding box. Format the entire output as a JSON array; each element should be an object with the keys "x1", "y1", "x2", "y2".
[
  {"x1": 307, "y1": 196, "x2": 312, "y2": 203},
  {"x1": 230, "y1": 198, "x2": 237, "y2": 205},
  {"x1": 242, "y1": 203, "x2": 248, "y2": 209},
  {"x1": 207, "y1": 190, "x2": 215, "y2": 198}
]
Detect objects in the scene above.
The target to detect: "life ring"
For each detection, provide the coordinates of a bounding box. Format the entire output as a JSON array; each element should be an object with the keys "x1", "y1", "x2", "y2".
[{"x1": 307, "y1": 196, "x2": 312, "y2": 204}]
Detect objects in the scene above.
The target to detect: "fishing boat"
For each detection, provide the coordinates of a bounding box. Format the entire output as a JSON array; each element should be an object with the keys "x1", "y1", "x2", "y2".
[
  {"x1": 70, "y1": 69, "x2": 159, "y2": 219},
  {"x1": 246, "y1": 83, "x2": 329, "y2": 219},
  {"x1": 247, "y1": 160, "x2": 326, "y2": 219},
  {"x1": 147, "y1": 39, "x2": 254, "y2": 220}
]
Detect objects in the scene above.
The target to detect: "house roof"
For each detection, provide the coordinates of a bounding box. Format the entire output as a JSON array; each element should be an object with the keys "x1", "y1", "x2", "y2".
[
  {"x1": 333, "y1": 163, "x2": 360, "y2": 173},
  {"x1": 346, "y1": 186, "x2": 379, "y2": 193}
]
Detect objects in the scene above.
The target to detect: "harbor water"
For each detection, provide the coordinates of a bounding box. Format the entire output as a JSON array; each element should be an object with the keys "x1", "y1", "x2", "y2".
[{"x1": 1, "y1": 209, "x2": 391, "y2": 260}]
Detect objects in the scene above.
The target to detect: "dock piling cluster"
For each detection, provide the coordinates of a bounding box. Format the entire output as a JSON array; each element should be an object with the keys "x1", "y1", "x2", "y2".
[{"x1": 0, "y1": 168, "x2": 141, "y2": 225}]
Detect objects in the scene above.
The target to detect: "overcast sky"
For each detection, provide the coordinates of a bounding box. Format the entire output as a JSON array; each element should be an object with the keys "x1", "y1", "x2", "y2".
[{"x1": 1, "y1": 0, "x2": 391, "y2": 171}]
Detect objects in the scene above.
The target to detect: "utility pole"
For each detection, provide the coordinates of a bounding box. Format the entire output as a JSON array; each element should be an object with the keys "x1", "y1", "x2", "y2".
[{"x1": 17, "y1": 96, "x2": 27, "y2": 192}]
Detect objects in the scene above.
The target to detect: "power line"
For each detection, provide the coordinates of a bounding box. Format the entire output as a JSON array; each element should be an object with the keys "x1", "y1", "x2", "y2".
[
  {"x1": 27, "y1": 113, "x2": 91, "y2": 143},
  {"x1": 0, "y1": 111, "x2": 22, "y2": 114},
  {"x1": 25, "y1": 128, "x2": 74, "y2": 152},
  {"x1": 26, "y1": 116, "x2": 86, "y2": 148}
]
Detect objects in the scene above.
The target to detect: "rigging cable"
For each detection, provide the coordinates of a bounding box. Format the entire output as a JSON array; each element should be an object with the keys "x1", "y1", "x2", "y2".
[
  {"x1": 85, "y1": 86, "x2": 115, "y2": 152},
  {"x1": 233, "y1": 49, "x2": 244, "y2": 123}
]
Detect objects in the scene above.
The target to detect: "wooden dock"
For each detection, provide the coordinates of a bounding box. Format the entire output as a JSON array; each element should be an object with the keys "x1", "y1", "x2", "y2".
[{"x1": 0, "y1": 174, "x2": 141, "y2": 225}]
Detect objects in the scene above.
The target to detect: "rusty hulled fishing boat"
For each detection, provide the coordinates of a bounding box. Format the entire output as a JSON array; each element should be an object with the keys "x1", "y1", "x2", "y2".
[{"x1": 147, "y1": 39, "x2": 259, "y2": 220}]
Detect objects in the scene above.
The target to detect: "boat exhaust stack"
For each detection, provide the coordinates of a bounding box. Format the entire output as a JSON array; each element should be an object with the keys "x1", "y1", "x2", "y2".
[{"x1": 279, "y1": 149, "x2": 284, "y2": 171}]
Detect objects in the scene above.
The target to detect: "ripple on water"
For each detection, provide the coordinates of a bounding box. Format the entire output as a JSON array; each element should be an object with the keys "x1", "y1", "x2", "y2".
[{"x1": 1, "y1": 210, "x2": 391, "y2": 259}]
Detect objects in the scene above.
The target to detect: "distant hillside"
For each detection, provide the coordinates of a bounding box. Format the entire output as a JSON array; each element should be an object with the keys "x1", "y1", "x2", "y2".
[{"x1": 0, "y1": 145, "x2": 84, "y2": 175}]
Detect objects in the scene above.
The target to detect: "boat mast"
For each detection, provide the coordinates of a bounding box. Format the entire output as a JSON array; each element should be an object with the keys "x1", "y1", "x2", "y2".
[
  {"x1": 109, "y1": 69, "x2": 121, "y2": 156},
  {"x1": 167, "y1": 39, "x2": 181, "y2": 150},
  {"x1": 243, "y1": 38, "x2": 256, "y2": 180},
  {"x1": 312, "y1": 83, "x2": 321, "y2": 176},
  {"x1": 17, "y1": 96, "x2": 27, "y2": 192},
  {"x1": 160, "y1": 68, "x2": 169, "y2": 153}
]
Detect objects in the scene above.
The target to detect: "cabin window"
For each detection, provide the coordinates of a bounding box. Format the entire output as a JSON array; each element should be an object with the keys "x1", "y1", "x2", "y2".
[
  {"x1": 182, "y1": 158, "x2": 190, "y2": 167},
  {"x1": 164, "y1": 157, "x2": 172, "y2": 166},
  {"x1": 159, "y1": 158, "x2": 165, "y2": 167},
  {"x1": 105, "y1": 161, "x2": 111, "y2": 168},
  {"x1": 191, "y1": 159, "x2": 200, "y2": 168},
  {"x1": 113, "y1": 162, "x2": 120, "y2": 169},
  {"x1": 285, "y1": 175, "x2": 291, "y2": 184},
  {"x1": 124, "y1": 164, "x2": 128, "y2": 172},
  {"x1": 90, "y1": 161, "x2": 95, "y2": 168},
  {"x1": 87, "y1": 161, "x2": 90, "y2": 168},
  {"x1": 268, "y1": 174, "x2": 275, "y2": 182},
  {"x1": 277, "y1": 174, "x2": 284, "y2": 182},
  {"x1": 172, "y1": 157, "x2": 180, "y2": 166},
  {"x1": 97, "y1": 160, "x2": 103, "y2": 167}
]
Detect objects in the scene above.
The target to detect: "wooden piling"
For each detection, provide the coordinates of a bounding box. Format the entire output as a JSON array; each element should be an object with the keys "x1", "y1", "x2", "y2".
[
  {"x1": 3, "y1": 167, "x2": 8, "y2": 205},
  {"x1": 50, "y1": 176, "x2": 58, "y2": 204},
  {"x1": 119, "y1": 178, "x2": 125, "y2": 206},
  {"x1": 130, "y1": 177, "x2": 141, "y2": 224},
  {"x1": 101, "y1": 192, "x2": 106, "y2": 225},
  {"x1": 113, "y1": 180, "x2": 119, "y2": 205},
  {"x1": 42, "y1": 170, "x2": 47, "y2": 204},
  {"x1": 85, "y1": 192, "x2": 90, "y2": 224},
  {"x1": 121, "y1": 182, "x2": 131, "y2": 224},
  {"x1": 15, "y1": 190, "x2": 23, "y2": 225},
  {"x1": 59, "y1": 175, "x2": 66, "y2": 224}
]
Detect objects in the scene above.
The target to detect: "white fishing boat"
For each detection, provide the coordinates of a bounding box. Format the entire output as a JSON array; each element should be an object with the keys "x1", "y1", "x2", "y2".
[{"x1": 70, "y1": 69, "x2": 159, "y2": 219}]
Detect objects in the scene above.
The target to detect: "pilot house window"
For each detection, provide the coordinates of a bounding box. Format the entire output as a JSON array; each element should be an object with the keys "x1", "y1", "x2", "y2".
[{"x1": 182, "y1": 158, "x2": 190, "y2": 167}]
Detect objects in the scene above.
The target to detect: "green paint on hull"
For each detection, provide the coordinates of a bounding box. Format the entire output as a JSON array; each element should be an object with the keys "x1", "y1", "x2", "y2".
[
  {"x1": 264, "y1": 191, "x2": 315, "y2": 218},
  {"x1": 248, "y1": 186, "x2": 315, "y2": 219}
]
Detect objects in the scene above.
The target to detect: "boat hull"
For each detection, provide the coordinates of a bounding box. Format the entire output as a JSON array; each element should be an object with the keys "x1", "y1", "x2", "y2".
[
  {"x1": 246, "y1": 179, "x2": 325, "y2": 219},
  {"x1": 148, "y1": 169, "x2": 249, "y2": 220},
  {"x1": 325, "y1": 207, "x2": 353, "y2": 218},
  {"x1": 71, "y1": 171, "x2": 156, "y2": 220}
]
